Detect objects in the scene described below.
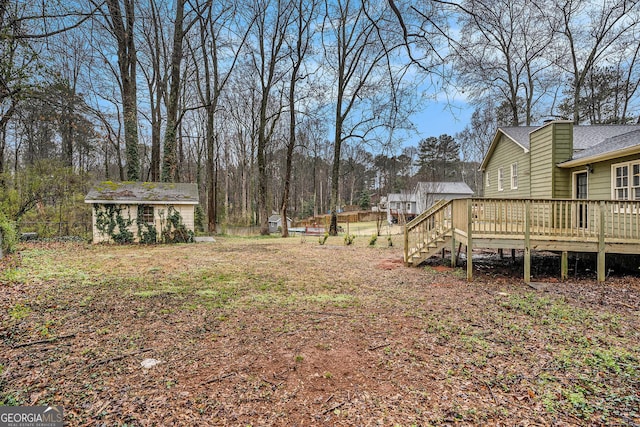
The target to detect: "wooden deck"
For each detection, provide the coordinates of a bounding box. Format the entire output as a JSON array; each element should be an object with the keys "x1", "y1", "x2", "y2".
[{"x1": 404, "y1": 198, "x2": 640, "y2": 282}]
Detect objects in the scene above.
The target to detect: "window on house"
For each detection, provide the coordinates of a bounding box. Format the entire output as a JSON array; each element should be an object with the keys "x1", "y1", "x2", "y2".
[
  {"x1": 406, "y1": 202, "x2": 412, "y2": 211},
  {"x1": 613, "y1": 164, "x2": 630, "y2": 200},
  {"x1": 141, "y1": 205, "x2": 154, "y2": 224},
  {"x1": 633, "y1": 164, "x2": 640, "y2": 200},
  {"x1": 498, "y1": 167, "x2": 504, "y2": 191},
  {"x1": 511, "y1": 163, "x2": 518, "y2": 189}
]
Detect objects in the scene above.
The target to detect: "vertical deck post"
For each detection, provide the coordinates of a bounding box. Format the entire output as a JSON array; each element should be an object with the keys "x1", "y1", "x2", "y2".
[
  {"x1": 561, "y1": 251, "x2": 568, "y2": 280},
  {"x1": 403, "y1": 223, "x2": 409, "y2": 266},
  {"x1": 451, "y1": 235, "x2": 457, "y2": 268},
  {"x1": 597, "y1": 201, "x2": 606, "y2": 282},
  {"x1": 524, "y1": 200, "x2": 531, "y2": 283},
  {"x1": 467, "y1": 199, "x2": 473, "y2": 282}
]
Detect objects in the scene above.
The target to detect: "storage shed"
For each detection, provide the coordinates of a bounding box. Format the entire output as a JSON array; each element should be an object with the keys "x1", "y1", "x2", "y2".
[{"x1": 85, "y1": 181, "x2": 199, "y2": 243}]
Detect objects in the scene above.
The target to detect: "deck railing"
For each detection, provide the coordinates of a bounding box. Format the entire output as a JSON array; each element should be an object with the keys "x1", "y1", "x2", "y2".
[
  {"x1": 404, "y1": 199, "x2": 452, "y2": 263},
  {"x1": 461, "y1": 198, "x2": 640, "y2": 241},
  {"x1": 406, "y1": 197, "x2": 640, "y2": 281},
  {"x1": 406, "y1": 198, "x2": 640, "y2": 264}
]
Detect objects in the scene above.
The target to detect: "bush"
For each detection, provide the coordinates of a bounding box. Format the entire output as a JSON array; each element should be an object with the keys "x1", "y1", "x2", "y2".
[
  {"x1": 369, "y1": 234, "x2": 377, "y2": 246},
  {"x1": 319, "y1": 232, "x2": 329, "y2": 245},
  {"x1": 344, "y1": 234, "x2": 355, "y2": 245},
  {"x1": 0, "y1": 212, "x2": 18, "y2": 254}
]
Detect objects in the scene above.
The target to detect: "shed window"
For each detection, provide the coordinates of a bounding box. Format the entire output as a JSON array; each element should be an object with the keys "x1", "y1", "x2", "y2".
[
  {"x1": 497, "y1": 168, "x2": 504, "y2": 191},
  {"x1": 511, "y1": 163, "x2": 518, "y2": 189},
  {"x1": 141, "y1": 206, "x2": 154, "y2": 224}
]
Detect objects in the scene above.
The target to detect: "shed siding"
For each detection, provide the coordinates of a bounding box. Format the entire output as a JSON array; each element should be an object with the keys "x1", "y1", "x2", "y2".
[
  {"x1": 90, "y1": 203, "x2": 196, "y2": 243},
  {"x1": 484, "y1": 134, "x2": 530, "y2": 198}
]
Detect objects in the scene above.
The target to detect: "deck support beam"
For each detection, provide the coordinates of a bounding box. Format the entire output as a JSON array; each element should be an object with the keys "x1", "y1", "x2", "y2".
[
  {"x1": 598, "y1": 201, "x2": 606, "y2": 282},
  {"x1": 523, "y1": 201, "x2": 531, "y2": 283},
  {"x1": 451, "y1": 234, "x2": 456, "y2": 268},
  {"x1": 467, "y1": 200, "x2": 473, "y2": 282},
  {"x1": 561, "y1": 251, "x2": 568, "y2": 280}
]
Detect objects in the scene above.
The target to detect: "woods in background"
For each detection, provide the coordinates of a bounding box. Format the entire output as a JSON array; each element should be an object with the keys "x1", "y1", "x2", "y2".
[{"x1": 1, "y1": 0, "x2": 639, "y2": 237}]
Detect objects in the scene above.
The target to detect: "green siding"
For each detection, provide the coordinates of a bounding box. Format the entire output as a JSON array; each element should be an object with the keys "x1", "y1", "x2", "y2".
[
  {"x1": 568, "y1": 153, "x2": 640, "y2": 199},
  {"x1": 530, "y1": 125, "x2": 553, "y2": 198},
  {"x1": 552, "y1": 123, "x2": 573, "y2": 199},
  {"x1": 484, "y1": 134, "x2": 530, "y2": 198}
]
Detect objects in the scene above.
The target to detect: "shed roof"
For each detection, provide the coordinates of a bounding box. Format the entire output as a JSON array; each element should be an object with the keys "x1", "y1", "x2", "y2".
[{"x1": 85, "y1": 181, "x2": 199, "y2": 205}]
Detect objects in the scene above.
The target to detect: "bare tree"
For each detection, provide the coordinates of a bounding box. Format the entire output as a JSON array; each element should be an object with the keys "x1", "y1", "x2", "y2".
[
  {"x1": 247, "y1": 0, "x2": 292, "y2": 235},
  {"x1": 322, "y1": 0, "x2": 408, "y2": 235},
  {"x1": 552, "y1": 0, "x2": 640, "y2": 123},
  {"x1": 93, "y1": 0, "x2": 141, "y2": 180},
  {"x1": 280, "y1": 0, "x2": 318, "y2": 237}
]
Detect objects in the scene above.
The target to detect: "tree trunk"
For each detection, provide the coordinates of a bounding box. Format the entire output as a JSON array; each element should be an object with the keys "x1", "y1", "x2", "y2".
[
  {"x1": 106, "y1": 0, "x2": 139, "y2": 181},
  {"x1": 161, "y1": 0, "x2": 185, "y2": 182}
]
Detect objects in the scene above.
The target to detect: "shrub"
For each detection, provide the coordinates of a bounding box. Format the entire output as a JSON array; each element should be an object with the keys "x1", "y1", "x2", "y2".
[
  {"x1": 344, "y1": 234, "x2": 355, "y2": 245},
  {"x1": 319, "y1": 232, "x2": 329, "y2": 245},
  {"x1": 0, "y1": 213, "x2": 17, "y2": 254},
  {"x1": 369, "y1": 234, "x2": 377, "y2": 246}
]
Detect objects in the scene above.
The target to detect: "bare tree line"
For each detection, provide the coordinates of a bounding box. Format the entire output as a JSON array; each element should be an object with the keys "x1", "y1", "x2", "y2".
[{"x1": 1, "y1": 0, "x2": 639, "y2": 235}]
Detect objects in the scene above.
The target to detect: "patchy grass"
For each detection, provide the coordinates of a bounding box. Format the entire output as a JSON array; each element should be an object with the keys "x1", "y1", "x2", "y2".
[{"x1": 0, "y1": 238, "x2": 638, "y2": 426}]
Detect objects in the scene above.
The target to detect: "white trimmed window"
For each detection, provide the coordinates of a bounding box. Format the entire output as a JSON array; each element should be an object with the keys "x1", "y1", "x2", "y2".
[
  {"x1": 406, "y1": 202, "x2": 412, "y2": 211},
  {"x1": 633, "y1": 164, "x2": 640, "y2": 200},
  {"x1": 511, "y1": 162, "x2": 518, "y2": 189},
  {"x1": 611, "y1": 161, "x2": 640, "y2": 200},
  {"x1": 498, "y1": 167, "x2": 504, "y2": 191}
]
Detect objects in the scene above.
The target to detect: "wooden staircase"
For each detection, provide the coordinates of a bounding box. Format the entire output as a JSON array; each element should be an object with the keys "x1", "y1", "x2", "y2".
[{"x1": 404, "y1": 199, "x2": 453, "y2": 267}]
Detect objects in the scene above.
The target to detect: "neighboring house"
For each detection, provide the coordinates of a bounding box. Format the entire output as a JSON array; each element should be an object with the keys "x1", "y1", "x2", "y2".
[
  {"x1": 387, "y1": 182, "x2": 474, "y2": 224},
  {"x1": 85, "y1": 181, "x2": 199, "y2": 243},
  {"x1": 387, "y1": 192, "x2": 418, "y2": 224},
  {"x1": 415, "y1": 181, "x2": 474, "y2": 213},
  {"x1": 480, "y1": 121, "x2": 640, "y2": 201},
  {"x1": 268, "y1": 213, "x2": 292, "y2": 233}
]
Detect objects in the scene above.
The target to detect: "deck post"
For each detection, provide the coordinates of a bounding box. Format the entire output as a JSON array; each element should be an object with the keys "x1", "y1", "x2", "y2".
[
  {"x1": 524, "y1": 200, "x2": 531, "y2": 283},
  {"x1": 403, "y1": 223, "x2": 409, "y2": 266},
  {"x1": 597, "y1": 201, "x2": 606, "y2": 282},
  {"x1": 467, "y1": 199, "x2": 473, "y2": 282},
  {"x1": 561, "y1": 251, "x2": 568, "y2": 280},
  {"x1": 451, "y1": 234, "x2": 457, "y2": 267}
]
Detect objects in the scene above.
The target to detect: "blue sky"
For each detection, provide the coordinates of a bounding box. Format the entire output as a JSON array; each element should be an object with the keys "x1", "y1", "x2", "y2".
[{"x1": 411, "y1": 99, "x2": 473, "y2": 144}]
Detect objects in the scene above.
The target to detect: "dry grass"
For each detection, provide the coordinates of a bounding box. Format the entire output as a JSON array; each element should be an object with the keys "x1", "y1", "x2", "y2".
[{"x1": 1, "y1": 237, "x2": 639, "y2": 426}]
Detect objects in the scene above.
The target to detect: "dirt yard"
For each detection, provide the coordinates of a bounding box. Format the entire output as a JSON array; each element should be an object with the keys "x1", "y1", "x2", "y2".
[{"x1": 1, "y1": 236, "x2": 639, "y2": 426}]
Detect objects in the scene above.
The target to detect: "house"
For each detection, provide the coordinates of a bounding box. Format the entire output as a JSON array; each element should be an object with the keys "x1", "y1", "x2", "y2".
[
  {"x1": 415, "y1": 181, "x2": 474, "y2": 212},
  {"x1": 403, "y1": 121, "x2": 640, "y2": 283},
  {"x1": 480, "y1": 121, "x2": 640, "y2": 201},
  {"x1": 387, "y1": 182, "x2": 474, "y2": 224},
  {"x1": 268, "y1": 213, "x2": 292, "y2": 233},
  {"x1": 85, "y1": 181, "x2": 199, "y2": 243},
  {"x1": 386, "y1": 192, "x2": 418, "y2": 224}
]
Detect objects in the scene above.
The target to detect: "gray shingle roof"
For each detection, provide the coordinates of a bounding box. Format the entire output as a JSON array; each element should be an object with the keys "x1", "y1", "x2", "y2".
[
  {"x1": 570, "y1": 128, "x2": 640, "y2": 161},
  {"x1": 416, "y1": 181, "x2": 474, "y2": 195},
  {"x1": 499, "y1": 126, "x2": 537, "y2": 150},
  {"x1": 572, "y1": 125, "x2": 640, "y2": 150},
  {"x1": 500, "y1": 124, "x2": 640, "y2": 152},
  {"x1": 85, "y1": 181, "x2": 199, "y2": 204}
]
